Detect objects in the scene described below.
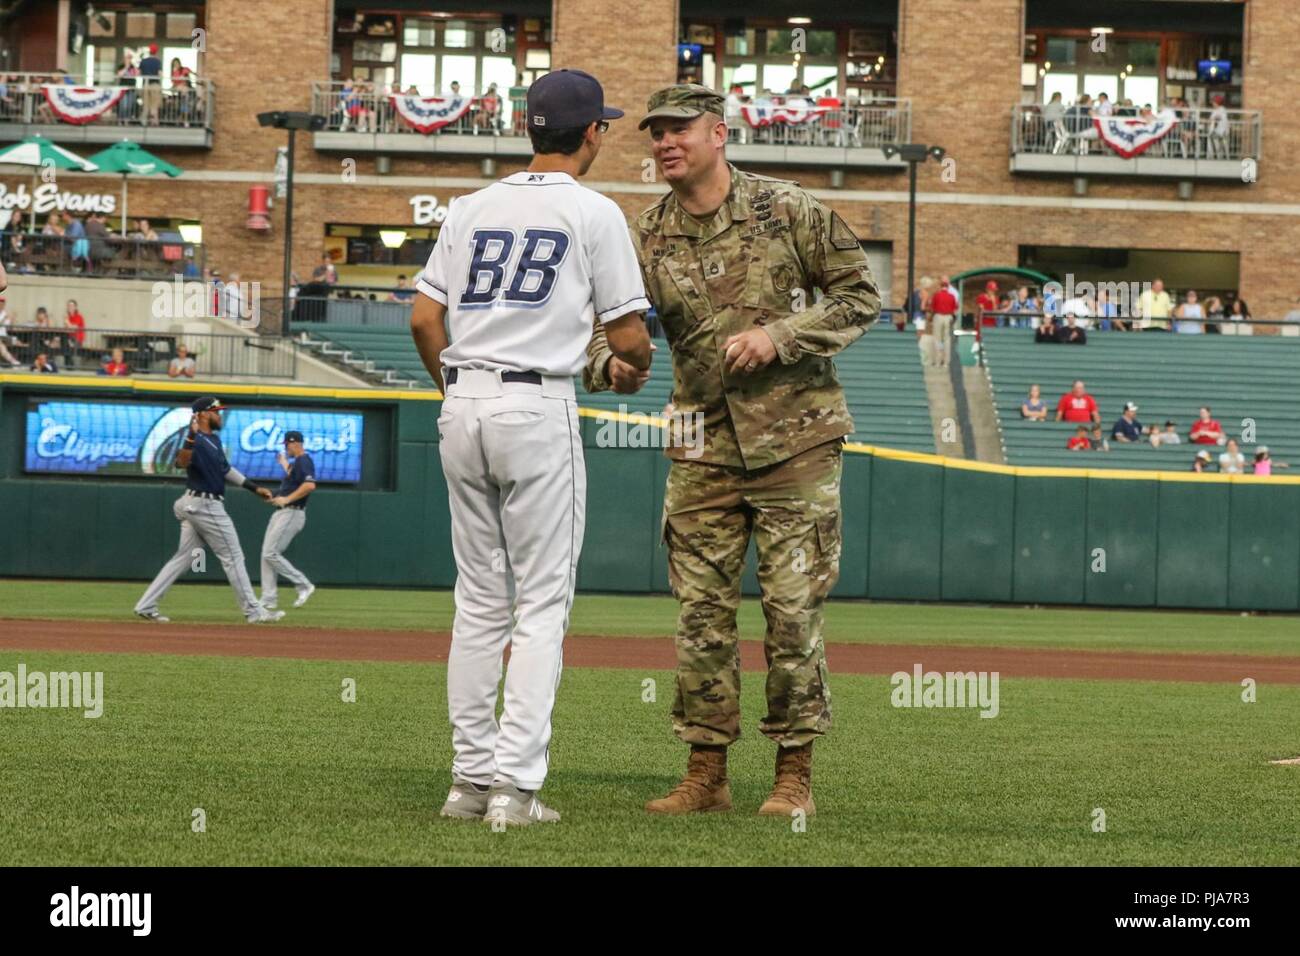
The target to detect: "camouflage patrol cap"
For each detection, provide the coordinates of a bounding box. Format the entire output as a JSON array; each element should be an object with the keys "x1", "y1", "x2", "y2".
[{"x1": 638, "y1": 84, "x2": 726, "y2": 130}]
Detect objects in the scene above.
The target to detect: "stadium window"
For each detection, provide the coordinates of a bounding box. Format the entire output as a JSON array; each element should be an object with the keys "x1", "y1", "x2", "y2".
[
  {"x1": 440, "y1": 54, "x2": 476, "y2": 91},
  {"x1": 1045, "y1": 37, "x2": 1077, "y2": 66},
  {"x1": 165, "y1": 13, "x2": 196, "y2": 40},
  {"x1": 1083, "y1": 74, "x2": 1118, "y2": 103},
  {"x1": 403, "y1": 17, "x2": 438, "y2": 47},
  {"x1": 444, "y1": 20, "x2": 472, "y2": 48},
  {"x1": 1123, "y1": 75, "x2": 1159, "y2": 108},
  {"x1": 399, "y1": 53, "x2": 436, "y2": 92},
  {"x1": 125, "y1": 12, "x2": 156, "y2": 38},
  {"x1": 1126, "y1": 40, "x2": 1159, "y2": 69},
  {"x1": 524, "y1": 49, "x2": 550, "y2": 70},
  {"x1": 803, "y1": 64, "x2": 838, "y2": 97},
  {"x1": 354, "y1": 39, "x2": 397, "y2": 63},
  {"x1": 1042, "y1": 72, "x2": 1078, "y2": 103},
  {"x1": 89, "y1": 11, "x2": 116, "y2": 38}
]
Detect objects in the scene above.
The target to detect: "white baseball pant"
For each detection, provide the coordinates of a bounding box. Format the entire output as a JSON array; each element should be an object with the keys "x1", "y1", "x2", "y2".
[
  {"x1": 260, "y1": 507, "x2": 311, "y2": 607},
  {"x1": 438, "y1": 369, "x2": 585, "y2": 792},
  {"x1": 135, "y1": 494, "x2": 261, "y2": 617}
]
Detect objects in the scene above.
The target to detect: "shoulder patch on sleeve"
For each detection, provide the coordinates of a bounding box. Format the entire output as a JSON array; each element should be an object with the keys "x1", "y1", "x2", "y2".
[{"x1": 829, "y1": 212, "x2": 860, "y2": 251}]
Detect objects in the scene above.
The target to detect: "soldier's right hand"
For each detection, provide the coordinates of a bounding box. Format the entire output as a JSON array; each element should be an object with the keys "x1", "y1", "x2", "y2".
[{"x1": 608, "y1": 354, "x2": 650, "y2": 394}]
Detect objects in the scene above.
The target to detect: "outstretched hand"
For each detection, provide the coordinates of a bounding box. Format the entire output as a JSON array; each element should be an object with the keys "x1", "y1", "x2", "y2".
[
  {"x1": 256, "y1": 487, "x2": 273, "y2": 501},
  {"x1": 270, "y1": 496, "x2": 290, "y2": 507}
]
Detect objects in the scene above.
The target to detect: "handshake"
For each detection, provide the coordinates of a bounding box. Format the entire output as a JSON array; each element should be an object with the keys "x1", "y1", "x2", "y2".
[{"x1": 251, "y1": 486, "x2": 291, "y2": 507}]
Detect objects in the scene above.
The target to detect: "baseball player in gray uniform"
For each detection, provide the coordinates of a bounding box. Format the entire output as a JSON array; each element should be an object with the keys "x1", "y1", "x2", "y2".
[
  {"x1": 411, "y1": 69, "x2": 652, "y2": 826},
  {"x1": 134, "y1": 396, "x2": 285, "y2": 624},
  {"x1": 258, "y1": 429, "x2": 317, "y2": 611}
]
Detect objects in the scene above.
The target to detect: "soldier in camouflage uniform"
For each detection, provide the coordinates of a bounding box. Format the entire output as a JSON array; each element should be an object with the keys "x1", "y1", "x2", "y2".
[{"x1": 586, "y1": 85, "x2": 880, "y2": 816}]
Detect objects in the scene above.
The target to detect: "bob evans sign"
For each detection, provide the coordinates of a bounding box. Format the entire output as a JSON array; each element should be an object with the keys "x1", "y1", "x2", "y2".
[{"x1": 0, "y1": 182, "x2": 117, "y2": 215}]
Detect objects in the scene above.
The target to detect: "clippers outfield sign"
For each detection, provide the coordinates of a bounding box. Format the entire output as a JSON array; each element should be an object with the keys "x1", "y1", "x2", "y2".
[{"x1": 25, "y1": 400, "x2": 364, "y2": 482}]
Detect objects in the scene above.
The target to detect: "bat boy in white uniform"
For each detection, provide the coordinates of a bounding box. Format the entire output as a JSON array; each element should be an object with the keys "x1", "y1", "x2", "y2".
[{"x1": 411, "y1": 69, "x2": 652, "y2": 827}]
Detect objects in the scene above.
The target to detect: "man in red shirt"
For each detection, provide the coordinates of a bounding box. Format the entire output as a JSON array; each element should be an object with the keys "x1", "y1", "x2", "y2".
[
  {"x1": 927, "y1": 281, "x2": 959, "y2": 367},
  {"x1": 977, "y1": 280, "x2": 1001, "y2": 328},
  {"x1": 1189, "y1": 406, "x2": 1225, "y2": 445},
  {"x1": 1055, "y1": 379, "x2": 1100, "y2": 424}
]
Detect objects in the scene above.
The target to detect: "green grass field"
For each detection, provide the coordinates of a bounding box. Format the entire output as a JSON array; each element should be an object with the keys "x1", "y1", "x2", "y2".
[
  {"x1": 4, "y1": 579, "x2": 1300, "y2": 656},
  {"x1": 3, "y1": 581, "x2": 1300, "y2": 866}
]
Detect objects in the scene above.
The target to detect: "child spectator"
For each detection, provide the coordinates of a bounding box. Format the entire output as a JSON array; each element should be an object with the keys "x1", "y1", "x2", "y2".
[
  {"x1": 1189, "y1": 406, "x2": 1225, "y2": 445},
  {"x1": 1090, "y1": 425, "x2": 1109, "y2": 452},
  {"x1": 1192, "y1": 449, "x2": 1214, "y2": 473},
  {"x1": 102, "y1": 348, "x2": 129, "y2": 376},
  {"x1": 1153, "y1": 421, "x2": 1181, "y2": 447},
  {"x1": 1020, "y1": 383, "x2": 1048, "y2": 420},
  {"x1": 1067, "y1": 426, "x2": 1091, "y2": 451},
  {"x1": 1253, "y1": 447, "x2": 1287, "y2": 475}
]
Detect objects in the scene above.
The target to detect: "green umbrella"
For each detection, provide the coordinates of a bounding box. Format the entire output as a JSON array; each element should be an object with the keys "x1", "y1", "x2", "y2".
[
  {"x1": 0, "y1": 135, "x2": 98, "y2": 230},
  {"x1": 86, "y1": 140, "x2": 183, "y2": 235}
]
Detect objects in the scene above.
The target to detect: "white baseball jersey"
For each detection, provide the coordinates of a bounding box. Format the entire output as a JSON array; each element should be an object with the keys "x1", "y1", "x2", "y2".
[{"x1": 415, "y1": 170, "x2": 649, "y2": 376}]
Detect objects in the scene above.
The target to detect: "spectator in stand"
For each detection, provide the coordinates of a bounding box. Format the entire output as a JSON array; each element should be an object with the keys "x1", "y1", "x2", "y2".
[
  {"x1": 1093, "y1": 92, "x2": 1113, "y2": 117},
  {"x1": 1192, "y1": 449, "x2": 1214, "y2": 473},
  {"x1": 63, "y1": 299, "x2": 86, "y2": 368},
  {"x1": 311, "y1": 252, "x2": 337, "y2": 285},
  {"x1": 42, "y1": 210, "x2": 65, "y2": 238},
  {"x1": 1042, "y1": 91, "x2": 1066, "y2": 151},
  {"x1": 338, "y1": 78, "x2": 361, "y2": 131},
  {"x1": 170, "y1": 57, "x2": 195, "y2": 127},
  {"x1": 1218, "y1": 438, "x2": 1246, "y2": 474},
  {"x1": 1058, "y1": 314, "x2": 1087, "y2": 344},
  {"x1": 30, "y1": 351, "x2": 57, "y2": 374},
  {"x1": 388, "y1": 274, "x2": 415, "y2": 303},
  {"x1": 1035, "y1": 312, "x2": 1060, "y2": 343},
  {"x1": 6, "y1": 230, "x2": 31, "y2": 273},
  {"x1": 1152, "y1": 420, "x2": 1181, "y2": 447},
  {"x1": 1137, "y1": 278, "x2": 1172, "y2": 330},
  {"x1": 1095, "y1": 287, "x2": 1119, "y2": 331},
  {"x1": 1090, "y1": 424, "x2": 1108, "y2": 452},
  {"x1": 1204, "y1": 294, "x2": 1225, "y2": 334},
  {"x1": 64, "y1": 214, "x2": 89, "y2": 271},
  {"x1": 1067, "y1": 426, "x2": 1092, "y2": 451},
  {"x1": 84, "y1": 211, "x2": 111, "y2": 272},
  {"x1": 1020, "y1": 383, "x2": 1048, "y2": 421},
  {"x1": 102, "y1": 348, "x2": 129, "y2": 376},
  {"x1": 1283, "y1": 296, "x2": 1300, "y2": 325},
  {"x1": 1066, "y1": 93, "x2": 1095, "y2": 154},
  {"x1": 910, "y1": 276, "x2": 935, "y2": 359},
  {"x1": 926, "y1": 278, "x2": 959, "y2": 367},
  {"x1": 168, "y1": 344, "x2": 196, "y2": 378},
  {"x1": 1040, "y1": 284, "x2": 1059, "y2": 325},
  {"x1": 1223, "y1": 296, "x2": 1251, "y2": 335},
  {"x1": 1173, "y1": 289, "x2": 1204, "y2": 334},
  {"x1": 117, "y1": 51, "x2": 139, "y2": 122},
  {"x1": 1207, "y1": 94, "x2": 1230, "y2": 159},
  {"x1": 139, "y1": 43, "x2": 163, "y2": 126},
  {"x1": 976, "y1": 280, "x2": 1001, "y2": 328},
  {"x1": 1110, "y1": 401, "x2": 1144, "y2": 442},
  {"x1": 474, "y1": 82, "x2": 502, "y2": 132},
  {"x1": 1253, "y1": 447, "x2": 1287, "y2": 475},
  {"x1": 1189, "y1": 406, "x2": 1226, "y2": 445},
  {"x1": 130, "y1": 218, "x2": 159, "y2": 242},
  {"x1": 1056, "y1": 380, "x2": 1101, "y2": 424},
  {"x1": 0, "y1": 295, "x2": 20, "y2": 367},
  {"x1": 1007, "y1": 285, "x2": 1036, "y2": 325},
  {"x1": 1060, "y1": 290, "x2": 1092, "y2": 329}
]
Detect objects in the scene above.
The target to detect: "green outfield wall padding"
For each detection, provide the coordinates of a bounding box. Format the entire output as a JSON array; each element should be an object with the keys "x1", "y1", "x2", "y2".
[{"x1": 5, "y1": 381, "x2": 1300, "y2": 612}]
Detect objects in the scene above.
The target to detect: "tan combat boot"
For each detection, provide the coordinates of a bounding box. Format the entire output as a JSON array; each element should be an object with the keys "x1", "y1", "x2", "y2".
[
  {"x1": 645, "y1": 745, "x2": 732, "y2": 814},
  {"x1": 758, "y1": 742, "x2": 816, "y2": 817}
]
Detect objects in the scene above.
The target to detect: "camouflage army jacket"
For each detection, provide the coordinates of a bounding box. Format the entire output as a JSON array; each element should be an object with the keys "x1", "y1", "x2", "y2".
[{"x1": 585, "y1": 165, "x2": 880, "y2": 470}]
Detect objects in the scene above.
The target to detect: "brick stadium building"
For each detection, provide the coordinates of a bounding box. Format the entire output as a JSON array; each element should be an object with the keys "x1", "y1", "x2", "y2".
[{"x1": 0, "y1": 0, "x2": 1296, "y2": 318}]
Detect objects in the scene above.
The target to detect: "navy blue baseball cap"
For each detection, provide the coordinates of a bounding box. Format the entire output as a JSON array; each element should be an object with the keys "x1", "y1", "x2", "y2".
[
  {"x1": 527, "y1": 69, "x2": 623, "y2": 131},
  {"x1": 191, "y1": 395, "x2": 224, "y2": 413},
  {"x1": 283, "y1": 430, "x2": 304, "y2": 444}
]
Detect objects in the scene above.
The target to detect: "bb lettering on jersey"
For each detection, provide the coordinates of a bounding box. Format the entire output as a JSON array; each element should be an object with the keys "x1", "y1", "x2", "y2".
[{"x1": 413, "y1": 170, "x2": 649, "y2": 377}]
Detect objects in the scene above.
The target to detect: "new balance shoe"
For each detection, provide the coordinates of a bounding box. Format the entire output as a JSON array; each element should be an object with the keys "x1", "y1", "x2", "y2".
[
  {"x1": 482, "y1": 784, "x2": 560, "y2": 827},
  {"x1": 439, "y1": 779, "x2": 491, "y2": 820},
  {"x1": 135, "y1": 609, "x2": 170, "y2": 623},
  {"x1": 248, "y1": 608, "x2": 286, "y2": 624},
  {"x1": 293, "y1": 583, "x2": 316, "y2": 609}
]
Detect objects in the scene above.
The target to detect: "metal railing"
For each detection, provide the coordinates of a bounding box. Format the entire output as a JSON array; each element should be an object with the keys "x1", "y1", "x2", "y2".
[
  {"x1": 1010, "y1": 103, "x2": 1261, "y2": 161},
  {"x1": 725, "y1": 97, "x2": 911, "y2": 149},
  {"x1": 977, "y1": 310, "x2": 1300, "y2": 336},
  {"x1": 1, "y1": 326, "x2": 296, "y2": 378},
  {"x1": 310, "y1": 81, "x2": 524, "y2": 137},
  {"x1": 0, "y1": 72, "x2": 213, "y2": 129},
  {"x1": 2, "y1": 232, "x2": 204, "y2": 279}
]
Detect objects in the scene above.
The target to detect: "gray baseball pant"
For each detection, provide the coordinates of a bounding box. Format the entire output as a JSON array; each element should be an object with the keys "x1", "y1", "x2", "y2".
[
  {"x1": 260, "y1": 507, "x2": 311, "y2": 606},
  {"x1": 136, "y1": 495, "x2": 261, "y2": 617}
]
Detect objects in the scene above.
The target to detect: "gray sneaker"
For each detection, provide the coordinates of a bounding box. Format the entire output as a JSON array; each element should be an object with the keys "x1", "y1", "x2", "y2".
[
  {"x1": 135, "y1": 609, "x2": 170, "y2": 623},
  {"x1": 482, "y1": 784, "x2": 560, "y2": 827},
  {"x1": 439, "y1": 779, "x2": 491, "y2": 820},
  {"x1": 247, "y1": 608, "x2": 286, "y2": 624}
]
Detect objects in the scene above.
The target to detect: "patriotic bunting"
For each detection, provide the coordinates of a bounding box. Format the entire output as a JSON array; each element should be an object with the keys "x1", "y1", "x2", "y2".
[
  {"x1": 388, "y1": 94, "x2": 473, "y2": 134},
  {"x1": 42, "y1": 84, "x2": 125, "y2": 125}
]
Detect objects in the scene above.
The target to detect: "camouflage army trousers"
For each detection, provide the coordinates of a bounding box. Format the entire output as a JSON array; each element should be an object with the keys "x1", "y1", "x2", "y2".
[{"x1": 663, "y1": 439, "x2": 842, "y2": 748}]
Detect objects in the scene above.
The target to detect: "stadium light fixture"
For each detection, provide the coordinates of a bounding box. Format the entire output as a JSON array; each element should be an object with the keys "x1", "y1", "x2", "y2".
[
  {"x1": 379, "y1": 230, "x2": 407, "y2": 249},
  {"x1": 881, "y1": 143, "x2": 946, "y2": 329},
  {"x1": 256, "y1": 111, "x2": 328, "y2": 335},
  {"x1": 788, "y1": 17, "x2": 811, "y2": 25}
]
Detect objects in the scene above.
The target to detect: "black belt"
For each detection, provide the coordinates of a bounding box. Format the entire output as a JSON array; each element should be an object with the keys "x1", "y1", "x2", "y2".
[
  {"x1": 184, "y1": 489, "x2": 223, "y2": 501},
  {"x1": 445, "y1": 368, "x2": 541, "y2": 385},
  {"x1": 285, "y1": 501, "x2": 307, "y2": 510}
]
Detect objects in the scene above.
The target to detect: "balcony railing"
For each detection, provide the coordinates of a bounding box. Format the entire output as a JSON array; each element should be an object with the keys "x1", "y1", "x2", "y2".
[
  {"x1": 1, "y1": 327, "x2": 296, "y2": 379},
  {"x1": 3, "y1": 232, "x2": 204, "y2": 280},
  {"x1": 1010, "y1": 104, "x2": 1260, "y2": 179},
  {"x1": 309, "y1": 81, "x2": 530, "y2": 156},
  {"x1": 0, "y1": 72, "x2": 214, "y2": 146},
  {"x1": 724, "y1": 97, "x2": 911, "y2": 168}
]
